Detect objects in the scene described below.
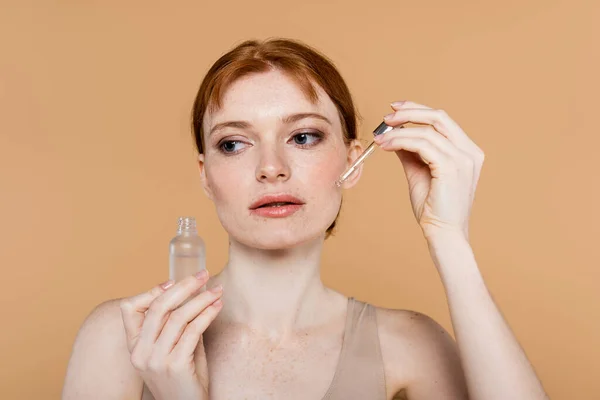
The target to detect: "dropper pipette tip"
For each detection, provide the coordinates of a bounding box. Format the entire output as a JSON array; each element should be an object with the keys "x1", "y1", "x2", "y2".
[{"x1": 334, "y1": 120, "x2": 394, "y2": 188}]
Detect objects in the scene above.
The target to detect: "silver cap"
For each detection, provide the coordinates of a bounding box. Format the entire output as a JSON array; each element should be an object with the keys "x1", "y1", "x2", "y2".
[{"x1": 373, "y1": 121, "x2": 394, "y2": 136}]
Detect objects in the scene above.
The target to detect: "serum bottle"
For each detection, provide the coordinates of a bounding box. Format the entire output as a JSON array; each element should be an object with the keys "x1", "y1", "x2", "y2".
[{"x1": 169, "y1": 216, "x2": 206, "y2": 284}]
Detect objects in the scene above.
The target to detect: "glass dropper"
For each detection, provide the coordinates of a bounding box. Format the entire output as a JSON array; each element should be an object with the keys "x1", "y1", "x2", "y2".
[{"x1": 335, "y1": 121, "x2": 395, "y2": 187}]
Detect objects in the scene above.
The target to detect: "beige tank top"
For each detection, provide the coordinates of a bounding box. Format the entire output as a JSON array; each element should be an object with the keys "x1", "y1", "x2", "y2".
[
  {"x1": 321, "y1": 297, "x2": 387, "y2": 399},
  {"x1": 141, "y1": 297, "x2": 387, "y2": 400}
]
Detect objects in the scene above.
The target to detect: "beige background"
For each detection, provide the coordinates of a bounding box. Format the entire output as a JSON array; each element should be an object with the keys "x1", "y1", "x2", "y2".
[{"x1": 1, "y1": 0, "x2": 598, "y2": 398}]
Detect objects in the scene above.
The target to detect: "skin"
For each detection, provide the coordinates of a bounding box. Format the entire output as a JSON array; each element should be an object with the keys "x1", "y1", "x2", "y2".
[{"x1": 62, "y1": 69, "x2": 549, "y2": 400}]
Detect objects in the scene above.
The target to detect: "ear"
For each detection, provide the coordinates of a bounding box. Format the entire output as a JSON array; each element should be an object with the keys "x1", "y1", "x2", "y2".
[
  {"x1": 339, "y1": 139, "x2": 365, "y2": 189},
  {"x1": 197, "y1": 153, "x2": 214, "y2": 201}
]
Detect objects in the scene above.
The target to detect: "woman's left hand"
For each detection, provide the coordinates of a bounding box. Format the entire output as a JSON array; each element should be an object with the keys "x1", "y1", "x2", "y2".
[{"x1": 374, "y1": 101, "x2": 485, "y2": 241}]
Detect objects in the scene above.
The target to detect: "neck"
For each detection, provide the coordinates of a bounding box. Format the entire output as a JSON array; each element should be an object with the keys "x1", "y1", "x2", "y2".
[{"x1": 213, "y1": 235, "x2": 341, "y2": 336}]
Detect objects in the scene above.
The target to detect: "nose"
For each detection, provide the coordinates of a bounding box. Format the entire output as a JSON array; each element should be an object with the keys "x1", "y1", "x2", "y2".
[{"x1": 255, "y1": 143, "x2": 291, "y2": 183}]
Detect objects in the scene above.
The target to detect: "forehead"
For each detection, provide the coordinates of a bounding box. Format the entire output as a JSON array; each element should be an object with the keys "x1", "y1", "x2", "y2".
[{"x1": 203, "y1": 69, "x2": 341, "y2": 130}]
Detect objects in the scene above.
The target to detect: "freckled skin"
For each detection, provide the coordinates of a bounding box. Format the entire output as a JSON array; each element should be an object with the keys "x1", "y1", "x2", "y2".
[
  {"x1": 164, "y1": 70, "x2": 454, "y2": 400},
  {"x1": 199, "y1": 70, "x2": 350, "y2": 250},
  {"x1": 66, "y1": 69, "x2": 470, "y2": 400},
  {"x1": 202, "y1": 319, "x2": 348, "y2": 399},
  {"x1": 188, "y1": 70, "x2": 358, "y2": 399},
  {"x1": 65, "y1": 56, "x2": 537, "y2": 398}
]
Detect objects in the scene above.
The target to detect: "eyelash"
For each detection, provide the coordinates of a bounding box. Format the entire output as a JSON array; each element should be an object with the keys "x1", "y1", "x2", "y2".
[{"x1": 217, "y1": 131, "x2": 325, "y2": 155}]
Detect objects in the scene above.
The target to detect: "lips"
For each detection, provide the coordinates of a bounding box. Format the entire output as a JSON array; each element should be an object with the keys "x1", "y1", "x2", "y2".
[
  {"x1": 249, "y1": 194, "x2": 305, "y2": 218},
  {"x1": 249, "y1": 194, "x2": 305, "y2": 210}
]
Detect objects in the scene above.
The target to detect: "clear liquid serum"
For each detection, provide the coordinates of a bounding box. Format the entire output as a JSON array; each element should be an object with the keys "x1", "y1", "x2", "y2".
[{"x1": 169, "y1": 216, "x2": 206, "y2": 283}]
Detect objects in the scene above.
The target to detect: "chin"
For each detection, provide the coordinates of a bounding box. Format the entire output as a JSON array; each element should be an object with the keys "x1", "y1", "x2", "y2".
[
  {"x1": 250, "y1": 228, "x2": 323, "y2": 250},
  {"x1": 227, "y1": 221, "x2": 327, "y2": 251}
]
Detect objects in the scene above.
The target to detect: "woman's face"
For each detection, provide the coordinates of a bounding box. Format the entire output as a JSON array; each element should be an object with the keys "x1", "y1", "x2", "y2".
[{"x1": 199, "y1": 69, "x2": 362, "y2": 250}]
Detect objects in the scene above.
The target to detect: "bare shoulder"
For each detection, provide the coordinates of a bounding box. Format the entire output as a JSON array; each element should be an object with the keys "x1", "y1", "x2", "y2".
[
  {"x1": 373, "y1": 306, "x2": 469, "y2": 399},
  {"x1": 77, "y1": 298, "x2": 125, "y2": 337},
  {"x1": 62, "y1": 298, "x2": 142, "y2": 400}
]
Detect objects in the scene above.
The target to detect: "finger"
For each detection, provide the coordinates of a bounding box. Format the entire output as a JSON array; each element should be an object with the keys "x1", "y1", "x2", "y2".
[
  {"x1": 390, "y1": 100, "x2": 432, "y2": 110},
  {"x1": 120, "y1": 280, "x2": 174, "y2": 350},
  {"x1": 171, "y1": 298, "x2": 224, "y2": 360},
  {"x1": 375, "y1": 126, "x2": 461, "y2": 159},
  {"x1": 390, "y1": 102, "x2": 484, "y2": 160},
  {"x1": 152, "y1": 285, "x2": 224, "y2": 358},
  {"x1": 388, "y1": 104, "x2": 486, "y2": 178},
  {"x1": 397, "y1": 149, "x2": 422, "y2": 165},
  {"x1": 378, "y1": 136, "x2": 453, "y2": 176},
  {"x1": 135, "y1": 271, "x2": 210, "y2": 354},
  {"x1": 384, "y1": 107, "x2": 464, "y2": 144},
  {"x1": 396, "y1": 149, "x2": 430, "y2": 182}
]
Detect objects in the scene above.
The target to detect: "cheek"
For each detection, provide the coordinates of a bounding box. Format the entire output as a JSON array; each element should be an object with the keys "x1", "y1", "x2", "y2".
[
  {"x1": 305, "y1": 162, "x2": 338, "y2": 189},
  {"x1": 296, "y1": 146, "x2": 347, "y2": 186},
  {"x1": 295, "y1": 153, "x2": 345, "y2": 215},
  {"x1": 205, "y1": 163, "x2": 245, "y2": 204}
]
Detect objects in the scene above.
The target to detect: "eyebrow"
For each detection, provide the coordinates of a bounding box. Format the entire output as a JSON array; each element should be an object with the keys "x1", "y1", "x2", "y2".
[{"x1": 208, "y1": 112, "x2": 332, "y2": 136}]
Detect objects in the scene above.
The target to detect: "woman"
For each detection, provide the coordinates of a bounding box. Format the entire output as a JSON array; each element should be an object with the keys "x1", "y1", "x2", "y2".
[{"x1": 62, "y1": 38, "x2": 549, "y2": 399}]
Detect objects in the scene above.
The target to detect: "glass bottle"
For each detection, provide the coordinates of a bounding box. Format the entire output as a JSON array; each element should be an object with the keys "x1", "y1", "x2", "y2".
[{"x1": 169, "y1": 217, "x2": 206, "y2": 285}]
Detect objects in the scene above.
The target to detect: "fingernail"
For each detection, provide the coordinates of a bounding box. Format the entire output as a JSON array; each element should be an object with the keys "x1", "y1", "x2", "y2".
[
  {"x1": 391, "y1": 101, "x2": 406, "y2": 107},
  {"x1": 373, "y1": 134, "x2": 385, "y2": 142},
  {"x1": 195, "y1": 269, "x2": 209, "y2": 280},
  {"x1": 209, "y1": 284, "x2": 223, "y2": 293},
  {"x1": 213, "y1": 299, "x2": 223, "y2": 308},
  {"x1": 384, "y1": 113, "x2": 395, "y2": 120},
  {"x1": 159, "y1": 280, "x2": 174, "y2": 290}
]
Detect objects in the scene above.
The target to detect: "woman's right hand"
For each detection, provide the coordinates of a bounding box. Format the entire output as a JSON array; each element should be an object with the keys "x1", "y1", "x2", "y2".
[{"x1": 119, "y1": 270, "x2": 223, "y2": 400}]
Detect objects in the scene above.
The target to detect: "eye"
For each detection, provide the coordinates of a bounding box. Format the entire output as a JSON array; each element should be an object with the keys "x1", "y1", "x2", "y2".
[
  {"x1": 292, "y1": 131, "x2": 323, "y2": 147},
  {"x1": 219, "y1": 140, "x2": 247, "y2": 154}
]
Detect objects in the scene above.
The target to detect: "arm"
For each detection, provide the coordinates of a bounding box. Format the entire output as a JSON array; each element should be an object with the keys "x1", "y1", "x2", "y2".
[
  {"x1": 426, "y1": 232, "x2": 548, "y2": 400},
  {"x1": 377, "y1": 100, "x2": 549, "y2": 399},
  {"x1": 61, "y1": 300, "x2": 143, "y2": 400}
]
